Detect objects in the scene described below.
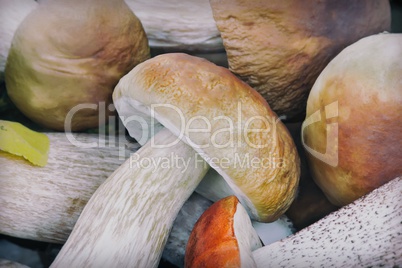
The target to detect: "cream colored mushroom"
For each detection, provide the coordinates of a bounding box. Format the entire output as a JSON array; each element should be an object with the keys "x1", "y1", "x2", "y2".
[
  {"x1": 5, "y1": 0, "x2": 149, "y2": 131},
  {"x1": 50, "y1": 53, "x2": 299, "y2": 267}
]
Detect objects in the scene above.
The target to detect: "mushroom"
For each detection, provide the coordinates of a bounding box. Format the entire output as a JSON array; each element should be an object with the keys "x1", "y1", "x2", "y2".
[
  {"x1": 0, "y1": 0, "x2": 37, "y2": 81},
  {"x1": 5, "y1": 0, "x2": 149, "y2": 131},
  {"x1": 0, "y1": 132, "x2": 292, "y2": 267},
  {"x1": 302, "y1": 33, "x2": 402, "y2": 206},
  {"x1": 252, "y1": 177, "x2": 402, "y2": 267},
  {"x1": 185, "y1": 195, "x2": 262, "y2": 268},
  {"x1": 209, "y1": 0, "x2": 391, "y2": 118},
  {"x1": 284, "y1": 122, "x2": 338, "y2": 230},
  {"x1": 186, "y1": 177, "x2": 401, "y2": 267},
  {"x1": 0, "y1": 132, "x2": 133, "y2": 243},
  {"x1": 50, "y1": 53, "x2": 299, "y2": 267}
]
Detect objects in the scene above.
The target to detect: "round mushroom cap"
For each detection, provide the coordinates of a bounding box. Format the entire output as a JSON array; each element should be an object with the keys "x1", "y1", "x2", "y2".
[
  {"x1": 113, "y1": 53, "x2": 300, "y2": 222},
  {"x1": 5, "y1": 0, "x2": 149, "y2": 131},
  {"x1": 302, "y1": 33, "x2": 402, "y2": 206},
  {"x1": 209, "y1": 0, "x2": 391, "y2": 118}
]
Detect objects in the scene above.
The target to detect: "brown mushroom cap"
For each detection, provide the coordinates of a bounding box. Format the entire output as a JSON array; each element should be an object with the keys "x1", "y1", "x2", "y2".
[
  {"x1": 5, "y1": 0, "x2": 149, "y2": 131},
  {"x1": 209, "y1": 0, "x2": 391, "y2": 118},
  {"x1": 113, "y1": 53, "x2": 300, "y2": 222},
  {"x1": 302, "y1": 33, "x2": 402, "y2": 206}
]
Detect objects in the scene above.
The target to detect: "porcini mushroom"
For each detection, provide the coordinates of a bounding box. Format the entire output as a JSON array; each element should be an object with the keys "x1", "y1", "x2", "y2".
[
  {"x1": 51, "y1": 53, "x2": 299, "y2": 267},
  {"x1": 0, "y1": 0, "x2": 37, "y2": 81},
  {"x1": 185, "y1": 196, "x2": 262, "y2": 268},
  {"x1": 209, "y1": 0, "x2": 391, "y2": 117},
  {"x1": 302, "y1": 33, "x2": 402, "y2": 206},
  {"x1": 5, "y1": 0, "x2": 149, "y2": 131}
]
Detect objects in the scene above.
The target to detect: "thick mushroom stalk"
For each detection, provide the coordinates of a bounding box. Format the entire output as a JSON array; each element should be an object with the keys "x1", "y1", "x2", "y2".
[
  {"x1": 0, "y1": 132, "x2": 133, "y2": 243},
  {"x1": 51, "y1": 128, "x2": 209, "y2": 267},
  {"x1": 252, "y1": 177, "x2": 402, "y2": 267},
  {"x1": 113, "y1": 53, "x2": 299, "y2": 222},
  {"x1": 52, "y1": 53, "x2": 299, "y2": 267}
]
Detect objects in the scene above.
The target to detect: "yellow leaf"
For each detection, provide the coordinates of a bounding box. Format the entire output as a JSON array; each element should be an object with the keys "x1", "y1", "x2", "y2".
[{"x1": 0, "y1": 120, "x2": 49, "y2": 166}]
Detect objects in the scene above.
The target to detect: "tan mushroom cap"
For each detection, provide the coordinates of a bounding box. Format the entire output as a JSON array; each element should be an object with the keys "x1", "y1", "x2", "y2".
[
  {"x1": 303, "y1": 33, "x2": 402, "y2": 206},
  {"x1": 209, "y1": 0, "x2": 391, "y2": 118},
  {"x1": 5, "y1": 0, "x2": 149, "y2": 131},
  {"x1": 113, "y1": 53, "x2": 300, "y2": 222}
]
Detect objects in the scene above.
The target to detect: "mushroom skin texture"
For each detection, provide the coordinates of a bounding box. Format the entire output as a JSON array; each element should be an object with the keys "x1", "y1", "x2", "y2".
[
  {"x1": 113, "y1": 53, "x2": 300, "y2": 222},
  {"x1": 302, "y1": 33, "x2": 402, "y2": 206},
  {"x1": 0, "y1": 133, "x2": 134, "y2": 243},
  {"x1": 252, "y1": 177, "x2": 402, "y2": 267},
  {"x1": 51, "y1": 53, "x2": 299, "y2": 267},
  {"x1": 209, "y1": 0, "x2": 391, "y2": 118},
  {"x1": 185, "y1": 196, "x2": 262, "y2": 268},
  {"x1": 0, "y1": 0, "x2": 37, "y2": 81},
  {"x1": 51, "y1": 128, "x2": 210, "y2": 268},
  {"x1": 5, "y1": 0, "x2": 149, "y2": 131}
]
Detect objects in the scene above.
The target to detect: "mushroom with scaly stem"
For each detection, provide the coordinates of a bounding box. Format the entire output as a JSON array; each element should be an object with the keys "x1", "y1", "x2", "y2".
[
  {"x1": 186, "y1": 177, "x2": 402, "y2": 267},
  {"x1": 252, "y1": 177, "x2": 402, "y2": 267},
  {"x1": 51, "y1": 53, "x2": 300, "y2": 267}
]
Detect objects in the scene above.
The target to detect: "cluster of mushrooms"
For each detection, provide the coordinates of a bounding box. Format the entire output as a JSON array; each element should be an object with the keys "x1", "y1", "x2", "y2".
[{"x1": 0, "y1": 0, "x2": 401, "y2": 267}]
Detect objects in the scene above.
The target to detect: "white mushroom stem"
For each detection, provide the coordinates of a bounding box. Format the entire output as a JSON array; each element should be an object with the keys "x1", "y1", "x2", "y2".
[
  {"x1": 51, "y1": 128, "x2": 209, "y2": 268},
  {"x1": 0, "y1": 132, "x2": 133, "y2": 243},
  {"x1": 233, "y1": 200, "x2": 263, "y2": 267},
  {"x1": 252, "y1": 177, "x2": 402, "y2": 267},
  {"x1": 124, "y1": 0, "x2": 223, "y2": 51}
]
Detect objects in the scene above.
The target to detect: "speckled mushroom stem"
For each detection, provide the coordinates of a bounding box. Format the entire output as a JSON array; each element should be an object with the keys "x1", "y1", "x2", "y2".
[
  {"x1": 252, "y1": 177, "x2": 402, "y2": 267},
  {"x1": 51, "y1": 128, "x2": 209, "y2": 268}
]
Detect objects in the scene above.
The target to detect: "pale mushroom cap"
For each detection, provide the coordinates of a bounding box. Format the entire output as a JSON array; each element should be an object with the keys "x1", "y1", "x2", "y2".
[
  {"x1": 5, "y1": 0, "x2": 149, "y2": 131},
  {"x1": 113, "y1": 53, "x2": 300, "y2": 222},
  {"x1": 303, "y1": 33, "x2": 402, "y2": 206}
]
